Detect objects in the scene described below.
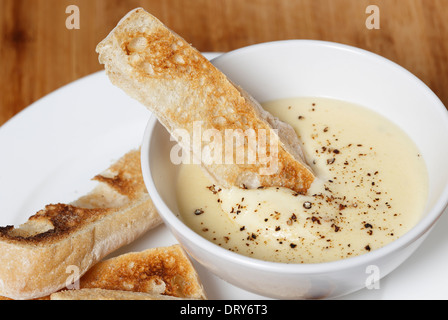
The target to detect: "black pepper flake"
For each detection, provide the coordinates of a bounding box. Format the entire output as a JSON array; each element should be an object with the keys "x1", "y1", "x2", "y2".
[
  {"x1": 303, "y1": 201, "x2": 312, "y2": 209},
  {"x1": 194, "y1": 209, "x2": 204, "y2": 215},
  {"x1": 311, "y1": 216, "x2": 321, "y2": 224},
  {"x1": 365, "y1": 245, "x2": 371, "y2": 251},
  {"x1": 332, "y1": 224, "x2": 340, "y2": 232},
  {"x1": 206, "y1": 185, "x2": 221, "y2": 194},
  {"x1": 290, "y1": 243, "x2": 297, "y2": 248}
]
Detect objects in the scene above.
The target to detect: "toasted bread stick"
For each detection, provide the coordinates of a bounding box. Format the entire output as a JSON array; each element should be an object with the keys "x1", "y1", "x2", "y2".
[
  {"x1": 50, "y1": 288, "x2": 191, "y2": 300},
  {"x1": 0, "y1": 150, "x2": 162, "y2": 300},
  {"x1": 96, "y1": 8, "x2": 314, "y2": 194},
  {"x1": 73, "y1": 244, "x2": 206, "y2": 300}
]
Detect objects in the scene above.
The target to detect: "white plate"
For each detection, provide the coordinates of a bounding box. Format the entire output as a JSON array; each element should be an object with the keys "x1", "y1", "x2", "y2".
[{"x1": 0, "y1": 53, "x2": 447, "y2": 300}]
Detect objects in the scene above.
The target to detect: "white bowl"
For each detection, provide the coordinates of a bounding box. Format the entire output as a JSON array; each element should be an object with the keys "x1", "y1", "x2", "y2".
[{"x1": 141, "y1": 40, "x2": 448, "y2": 299}]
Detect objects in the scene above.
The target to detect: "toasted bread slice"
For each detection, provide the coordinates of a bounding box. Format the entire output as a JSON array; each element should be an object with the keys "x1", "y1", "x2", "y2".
[
  {"x1": 74, "y1": 244, "x2": 206, "y2": 300},
  {"x1": 50, "y1": 288, "x2": 190, "y2": 300},
  {"x1": 96, "y1": 8, "x2": 314, "y2": 194},
  {"x1": 0, "y1": 149, "x2": 162, "y2": 300}
]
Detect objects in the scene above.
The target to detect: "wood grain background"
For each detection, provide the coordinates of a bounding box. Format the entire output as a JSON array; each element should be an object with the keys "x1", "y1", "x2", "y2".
[{"x1": 1, "y1": 0, "x2": 447, "y2": 126}]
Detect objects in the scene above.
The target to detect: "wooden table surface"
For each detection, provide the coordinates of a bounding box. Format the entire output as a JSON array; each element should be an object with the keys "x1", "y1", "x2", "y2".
[{"x1": 1, "y1": 0, "x2": 447, "y2": 126}]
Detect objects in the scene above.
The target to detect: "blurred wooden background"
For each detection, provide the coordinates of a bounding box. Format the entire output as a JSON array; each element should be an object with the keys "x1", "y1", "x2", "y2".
[{"x1": 1, "y1": 0, "x2": 447, "y2": 126}]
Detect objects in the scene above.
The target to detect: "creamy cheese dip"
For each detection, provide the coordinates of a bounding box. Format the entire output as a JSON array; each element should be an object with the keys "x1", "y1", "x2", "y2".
[{"x1": 176, "y1": 97, "x2": 428, "y2": 263}]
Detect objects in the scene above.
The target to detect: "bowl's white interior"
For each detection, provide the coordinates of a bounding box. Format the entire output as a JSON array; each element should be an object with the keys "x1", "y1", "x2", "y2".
[
  {"x1": 147, "y1": 40, "x2": 448, "y2": 255},
  {"x1": 149, "y1": 124, "x2": 181, "y2": 213}
]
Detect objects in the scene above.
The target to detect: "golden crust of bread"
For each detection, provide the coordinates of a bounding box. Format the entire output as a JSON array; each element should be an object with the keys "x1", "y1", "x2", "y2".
[
  {"x1": 0, "y1": 204, "x2": 115, "y2": 244},
  {"x1": 96, "y1": 8, "x2": 314, "y2": 194},
  {"x1": 78, "y1": 245, "x2": 206, "y2": 300},
  {"x1": 0, "y1": 149, "x2": 162, "y2": 300},
  {"x1": 92, "y1": 148, "x2": 147, "y2": 201}
]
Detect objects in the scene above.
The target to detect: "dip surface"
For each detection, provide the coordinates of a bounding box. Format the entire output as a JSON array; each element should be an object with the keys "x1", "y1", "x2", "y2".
[{"x1": 176, "y1": 97, "x2": 428, "y2": 263}]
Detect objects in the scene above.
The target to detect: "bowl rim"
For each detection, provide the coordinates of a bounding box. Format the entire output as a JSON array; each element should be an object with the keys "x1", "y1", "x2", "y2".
[{"x1": 141, "y1": 39, "x2": 448, "y2": 275}]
